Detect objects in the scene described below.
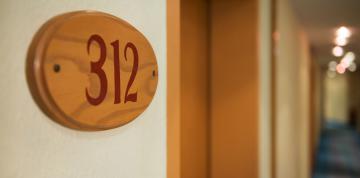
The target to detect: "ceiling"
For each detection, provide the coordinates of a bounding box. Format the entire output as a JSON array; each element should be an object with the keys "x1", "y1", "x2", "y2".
[{"x1": 290, "y1": 0, "x2": 360, "y2": 66}]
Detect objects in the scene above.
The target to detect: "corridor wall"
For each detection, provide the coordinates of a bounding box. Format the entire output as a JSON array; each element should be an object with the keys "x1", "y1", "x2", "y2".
[{"x1": 275, "y1": 0, "x2": 312, "y2": 177}]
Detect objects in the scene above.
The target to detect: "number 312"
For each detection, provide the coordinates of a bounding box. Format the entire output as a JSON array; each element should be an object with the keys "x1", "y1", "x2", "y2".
[{"x1": 85, "y1": 34, "x2": 138, "y2": 106}]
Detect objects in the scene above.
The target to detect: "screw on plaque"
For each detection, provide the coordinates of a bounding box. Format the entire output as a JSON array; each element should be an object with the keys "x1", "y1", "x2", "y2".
[{"x1": 53, "y1": 64, "x2": 61, "y2": 73}]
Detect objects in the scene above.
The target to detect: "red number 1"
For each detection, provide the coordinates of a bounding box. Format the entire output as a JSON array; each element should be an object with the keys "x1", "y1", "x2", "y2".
[{"x1": 111, "y1": 40, "x2": 121, "y2": 104}]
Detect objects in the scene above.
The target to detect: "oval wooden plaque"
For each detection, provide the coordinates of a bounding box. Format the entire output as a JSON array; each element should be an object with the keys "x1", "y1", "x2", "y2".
[{"x1": 26, "y1": 11, "x2": 158, "y2": 131}]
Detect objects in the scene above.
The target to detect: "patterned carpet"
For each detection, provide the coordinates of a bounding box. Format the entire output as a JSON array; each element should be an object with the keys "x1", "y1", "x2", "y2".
[{"x1": 313, "y1": 122, "x2": 360, "y2": 178}]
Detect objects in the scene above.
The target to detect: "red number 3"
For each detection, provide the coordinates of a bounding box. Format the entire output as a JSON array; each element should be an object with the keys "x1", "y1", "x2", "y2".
[
  {"x1": 86, "y1": 34, "x2": 138, "y2": 106},
  {"x1": 86, "y1": 35, "x2": 107, "y2": 106}
]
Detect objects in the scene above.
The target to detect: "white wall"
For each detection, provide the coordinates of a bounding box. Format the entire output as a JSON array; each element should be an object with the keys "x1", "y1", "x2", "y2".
[
  {"x1": 324, "y1": 74, "x2": 349, "y2": 123},
  {"x1": 275, "y1": 0, "x2": 311, "y2": 177},
  {"x1": 0, "y1": 1, "x2": 166, "y2": 178}
]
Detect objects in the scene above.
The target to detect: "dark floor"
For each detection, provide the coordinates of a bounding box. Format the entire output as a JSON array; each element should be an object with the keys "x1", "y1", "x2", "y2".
[{"x1": 313, "y1": 122, "x2": 360, "y2": 178}]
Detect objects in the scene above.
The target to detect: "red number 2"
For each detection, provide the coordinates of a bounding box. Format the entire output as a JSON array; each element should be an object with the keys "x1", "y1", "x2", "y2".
[
  {"x1": 124, "y1": 42, "x2": 138, "y2": 103},
  {"x1": 86, "y1": 34, "x2": 138, "y2": 105}
]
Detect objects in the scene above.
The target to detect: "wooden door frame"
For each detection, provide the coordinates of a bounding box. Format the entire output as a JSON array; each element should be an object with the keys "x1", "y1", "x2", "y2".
[{"x1": 167, "y1": 0, "x2": 181, "y2": 177}]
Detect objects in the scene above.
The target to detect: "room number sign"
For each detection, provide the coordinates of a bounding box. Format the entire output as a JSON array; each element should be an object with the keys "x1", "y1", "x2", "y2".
[{"x1": 26, "y1": 11, "x2": 158, "y2": 131}]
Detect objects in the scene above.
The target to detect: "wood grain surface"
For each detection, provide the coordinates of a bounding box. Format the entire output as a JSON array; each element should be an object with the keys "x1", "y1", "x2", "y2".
[{"x1": 26, "y1": 11, "x2": 158, "y2": 131}]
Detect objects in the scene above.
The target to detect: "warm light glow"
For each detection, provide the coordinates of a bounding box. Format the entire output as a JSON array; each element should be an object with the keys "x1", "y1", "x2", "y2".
[
  {"x1": 336, "y1": 64, "x2": 346, "y2": 74},
  {"x1": 347, "y1": 52, "x2": 355, "y2": 60},
  {"x1": 332, "y1": 27, "x2": 353, "y2": 74},
  {"x1": 336, "y1": 52, "x2": 356, "y2": 73},
  {"x1": 332, "y1": 46, "x2": 344, "y2": 57},
  {"x1": 336, "y1": 26, "x2": 351, "y2": 38},
  {"x1": 335, "y1": 36, "x2": 348, "y2": 46},
  {"x1": 341, "y1": 52, "x2": 355, "y2": 68}
]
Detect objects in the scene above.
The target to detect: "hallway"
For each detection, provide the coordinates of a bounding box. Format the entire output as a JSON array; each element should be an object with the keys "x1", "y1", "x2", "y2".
[
  {"x1": 313, "y1": 122, "x2": 360, "y2": 178},
  {"x1": 2, "y1": 0, "x2": 360, "y2": 177}
]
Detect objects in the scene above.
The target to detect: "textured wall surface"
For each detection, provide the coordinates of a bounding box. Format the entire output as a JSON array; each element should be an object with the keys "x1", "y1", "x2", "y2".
[{"x1": 0, "y1": 1, "x2": 166, "y2": 178}]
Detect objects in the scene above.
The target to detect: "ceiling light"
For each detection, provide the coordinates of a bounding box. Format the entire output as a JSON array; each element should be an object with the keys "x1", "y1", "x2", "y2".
[
  {"x1": 336, "y1": 64, "x2": 346, "y2": 74},
  {"x1": 336, "y1": 52, "x2": 356, "y2": 73},
  {"x1": 342, "y1": 52, "x2": 356, "y2": 68},
  {"x1": 332, "y1": 46, "x2": 344, "y2": 57},
  {"x1": 349, "y1": 62, "x2": 357, "y2": 72},
  {"x1": 335, "y1": 36, "x2": 348, "y2": 46},
  {"x1": 347, "y1": 52, "x2": 355, "y2": 61},
  {"x1": 336, "y1": 26, "x2": 351, "y2": 38}
]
